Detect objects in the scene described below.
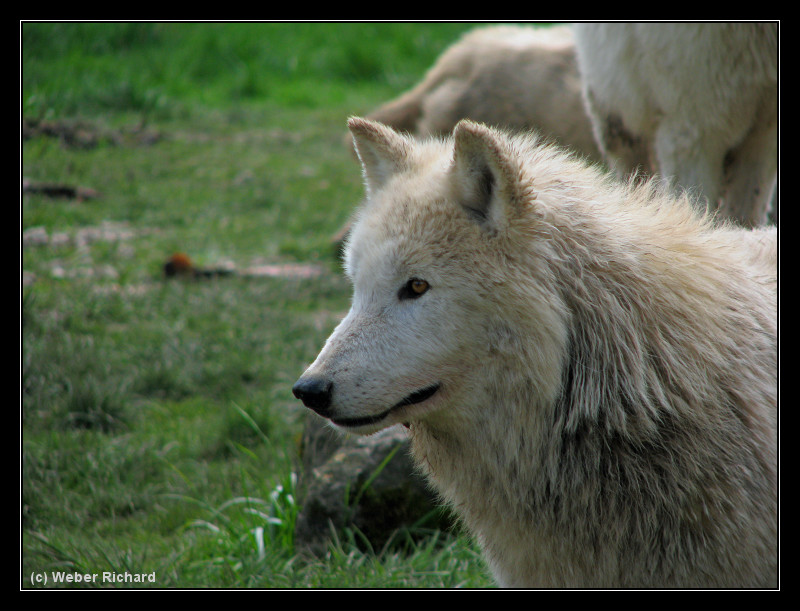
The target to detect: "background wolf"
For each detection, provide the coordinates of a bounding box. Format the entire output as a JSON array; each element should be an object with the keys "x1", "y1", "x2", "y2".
[
  {"x1": 293, "y1": 118, "x2": 778, "y2": 588},
  {"x1": 354, "y1": 25, "x2": 601, "y2": 163},
  {"x1": 573, "y1": 23, "x2": 777, "y2": 227}
]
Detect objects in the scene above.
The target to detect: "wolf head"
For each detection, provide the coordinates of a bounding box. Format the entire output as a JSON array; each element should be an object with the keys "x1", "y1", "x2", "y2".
[{"x1": 293, "y1": 118, "x2": 568, "y2": 435}]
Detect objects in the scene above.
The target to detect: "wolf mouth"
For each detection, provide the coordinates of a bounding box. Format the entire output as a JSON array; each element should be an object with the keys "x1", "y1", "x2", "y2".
[{"x1": 332, "y1": 383, "x2": 441, "y2": 428}]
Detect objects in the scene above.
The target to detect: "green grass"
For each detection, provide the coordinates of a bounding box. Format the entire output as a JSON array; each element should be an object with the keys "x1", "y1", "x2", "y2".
[{"x1": 21, "y1": 21, "x2": 503, "y2": 589}]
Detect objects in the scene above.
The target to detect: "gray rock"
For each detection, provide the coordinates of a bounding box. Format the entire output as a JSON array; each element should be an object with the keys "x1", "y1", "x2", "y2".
[{"x1": 294, "y1": 413, "x2": 451, "y2": 555}]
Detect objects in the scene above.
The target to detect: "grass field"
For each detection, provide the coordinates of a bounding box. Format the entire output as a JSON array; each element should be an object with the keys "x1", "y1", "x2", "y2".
[{"x1": 20, "y1": 21, "x2": 522, "y2": 589}]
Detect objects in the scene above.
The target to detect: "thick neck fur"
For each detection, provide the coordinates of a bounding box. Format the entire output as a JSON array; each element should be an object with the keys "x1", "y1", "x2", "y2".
[{"x1": 409, "y1": 178, "x2": 776, "y2": 587}]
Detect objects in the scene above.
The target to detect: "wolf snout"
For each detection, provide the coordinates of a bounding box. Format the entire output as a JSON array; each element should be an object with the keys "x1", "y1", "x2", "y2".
[{"x1": 292, "y1": 375, "x2": 334, "y2": 416}]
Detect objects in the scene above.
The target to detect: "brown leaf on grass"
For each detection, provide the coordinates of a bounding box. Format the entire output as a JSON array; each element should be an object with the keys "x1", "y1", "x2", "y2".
[{"x1": 163, "y1": 252, "x2": 323, "y2": 280}]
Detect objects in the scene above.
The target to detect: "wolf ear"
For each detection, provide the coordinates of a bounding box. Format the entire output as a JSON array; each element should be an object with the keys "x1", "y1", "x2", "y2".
[
  {"x1": 451, "y1": 120, "x2": 528, "y2": 230},
  {"x1": 348, "y1": 117, "x2": 411, "y2": 195}
]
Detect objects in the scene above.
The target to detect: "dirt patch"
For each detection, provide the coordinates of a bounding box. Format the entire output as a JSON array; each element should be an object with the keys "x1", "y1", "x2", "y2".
[
  {"x1": 23, "y1": 221, "x2": 138, "y2": 250},
  {"x1": 23, "y1": 177, "x2": 101, "y2": 201},
  {"x1": 22, "y1": 117, "x2": 162, "y2": 149}
]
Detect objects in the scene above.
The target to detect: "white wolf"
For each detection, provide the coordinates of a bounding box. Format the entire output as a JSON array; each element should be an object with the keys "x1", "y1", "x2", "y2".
[
  {"x1": 573, "y1": 22, "x2": 778, "y2": 227},
  {"x1": 293, "y1": 118, "x2": 778, "y2": 588},
  {"x1": 355, "y1": 25, "x2": 601, "y2": 163}
]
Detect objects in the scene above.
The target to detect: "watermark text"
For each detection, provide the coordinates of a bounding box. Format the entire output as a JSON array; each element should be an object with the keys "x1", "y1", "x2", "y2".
[{"x1": 29, "y1": 571, "x2": 156, "y2": 586}]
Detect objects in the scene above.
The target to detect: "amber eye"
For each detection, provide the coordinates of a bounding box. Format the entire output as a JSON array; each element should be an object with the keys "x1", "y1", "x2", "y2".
[
  {"x1": 399, "y1": 277, "x2": 430, "y2": 300},
  {"x1": 411, "y1": 278, "x2": 429, "y2": 294}
]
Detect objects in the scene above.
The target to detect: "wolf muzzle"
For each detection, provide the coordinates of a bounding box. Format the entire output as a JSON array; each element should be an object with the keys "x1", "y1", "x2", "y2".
[{"x1": 292, "y1": 374, "x2": 442, "y2": 429}]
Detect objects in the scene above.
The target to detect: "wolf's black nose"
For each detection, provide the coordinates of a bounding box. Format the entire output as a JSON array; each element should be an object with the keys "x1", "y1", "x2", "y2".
[{"x1": 292, "y1": 376, "x2": 334, "y2": 416}]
